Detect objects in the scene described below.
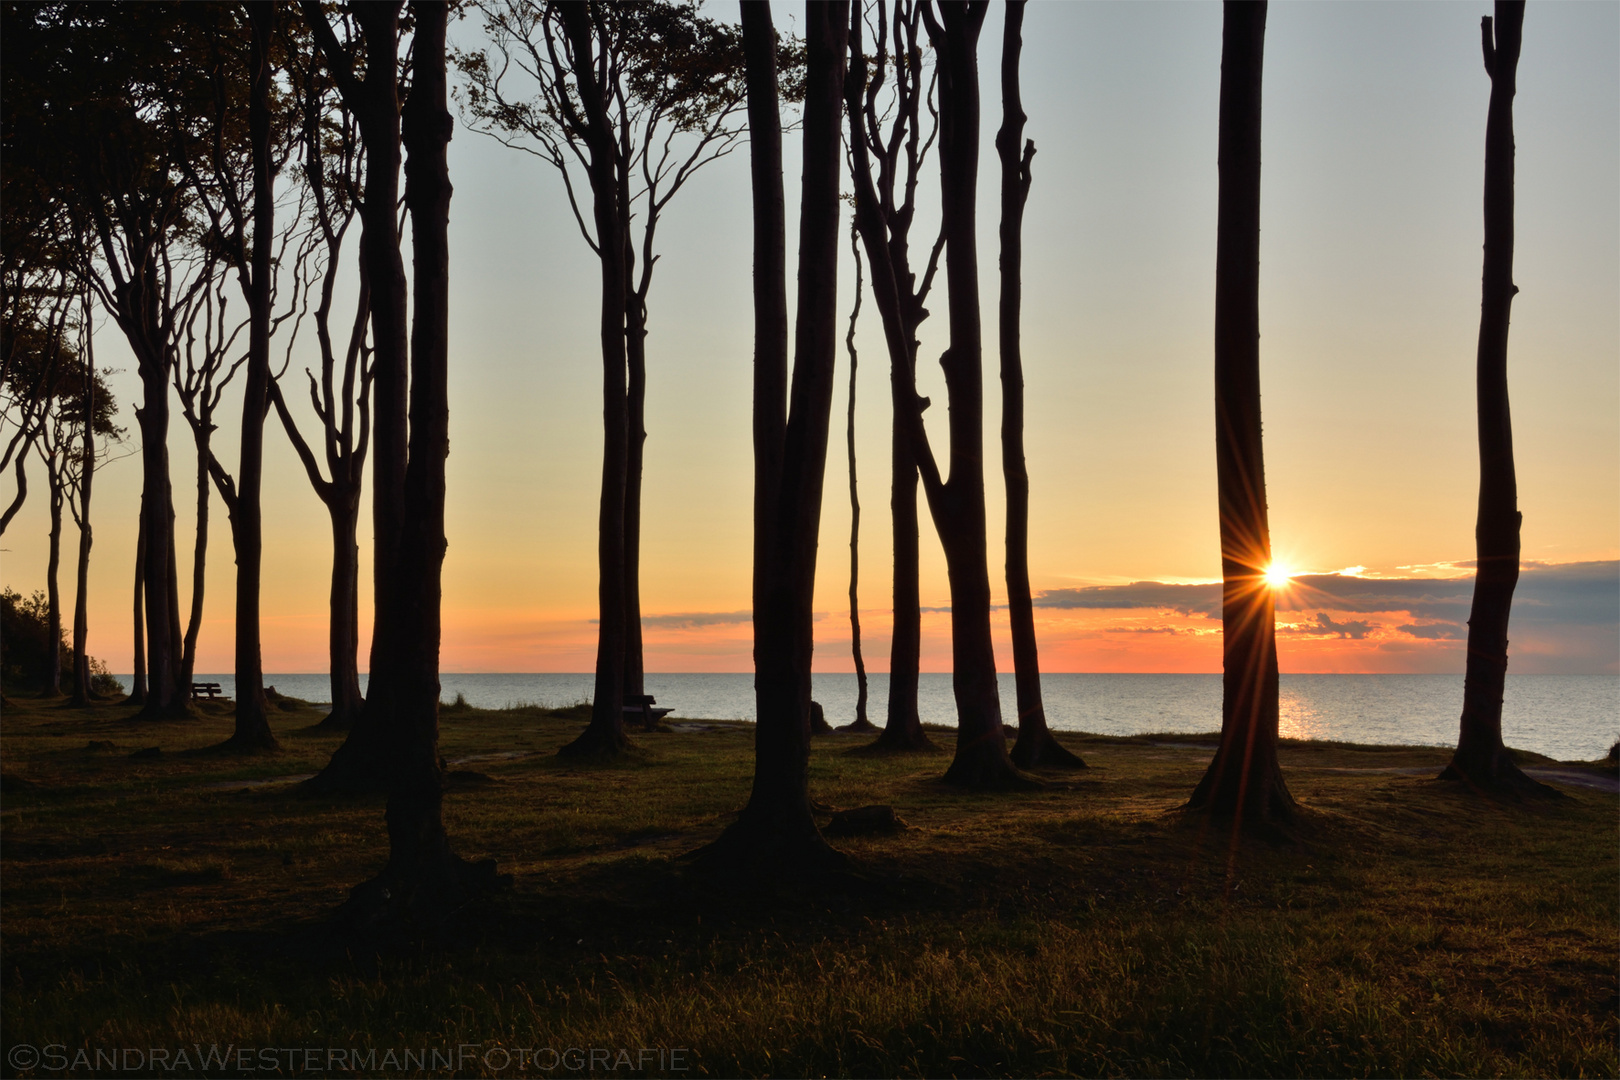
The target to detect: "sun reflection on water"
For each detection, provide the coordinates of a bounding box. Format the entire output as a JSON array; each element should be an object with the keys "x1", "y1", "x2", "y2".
[{"x1": 1279, "y1": 689, "x2": 1329, "y2": 742}]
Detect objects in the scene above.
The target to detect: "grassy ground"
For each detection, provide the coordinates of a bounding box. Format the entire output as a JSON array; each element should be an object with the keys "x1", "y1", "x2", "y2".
[{"x1": 1, "y1": 693, "x2": 1615, "y2": 1078}]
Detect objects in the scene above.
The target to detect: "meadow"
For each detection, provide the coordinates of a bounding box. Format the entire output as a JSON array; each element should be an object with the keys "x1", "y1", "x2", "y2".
[{"x1": 1, "y1": 695, "x2": 1615, "y2": 1078}]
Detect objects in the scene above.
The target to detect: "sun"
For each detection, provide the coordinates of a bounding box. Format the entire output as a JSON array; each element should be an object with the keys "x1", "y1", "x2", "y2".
[{"x1": 1264, "y1": 562, "x2": 1293, "y2": 589}]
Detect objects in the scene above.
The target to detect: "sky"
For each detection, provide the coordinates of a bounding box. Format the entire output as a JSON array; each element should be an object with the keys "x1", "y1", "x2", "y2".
[{"x1": 4, "y1": 1, "x2": 1617, "y2": 677}]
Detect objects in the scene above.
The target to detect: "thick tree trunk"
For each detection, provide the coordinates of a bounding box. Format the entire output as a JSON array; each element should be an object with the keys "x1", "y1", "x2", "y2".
[
  {"x1": 999, "y1": 1, "x2": 1081, "y2": 772},
  {"x1": 319, "y1": 491, "x2": 366, "y2": 729},
  {"x1": 44, "y1": 459, "x2": 64, "y2": 696},
  {"x1": 345, "y1": 0, "x2": 499, "y2": 923},
  {"x1": 70, "y1": 338, "x2": 95, "y2": 706},
  {"x1": 697, "y1": 0, "x2": 848, "y2": 875},
  {"x1": 221, "y1": 2, "x2": 279, "y2": 753},
  {"x1": 917, "y1": 2, "x2": 1025, "y2": 791},
  {"x1": 303, "y1": 0, "x2": 411, "y2": 794},
  {"x1": 129, "y1": 501, "x2": 147, "y2": 705},
  {"x1": 1439, "y1": 3, "x2": 1553, "y2": 799},
  {"x1": 1187, "y1": 1, "x2": 1295, "y2": 825},
  {"x1": 134, "y1": 360, "x2": 184, "y2": 718},
  {"x1": 622, "y1": 297, "x2": 647, "y2": 706},
  {"x1": 842, "y1": 227, "x2": 874, "y2": 733},
  {"x1": 559, "y1": 2, "x2": 631, "y2": 759}
]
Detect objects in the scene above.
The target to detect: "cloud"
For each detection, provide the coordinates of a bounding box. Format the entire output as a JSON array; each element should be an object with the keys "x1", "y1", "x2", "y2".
[
  {"x1": 1313, "y1": 612, "x2": 1373, "y2": 639},
  {"x1": 638, "y1": 610, "x2": 751, "y2": 629},
  {"x1": 1034, "y1": 581, "x2": 1223, "y2": 618},
  {"x1": 1399, "y1": 621, "x2": 1465, "y2": 640}
]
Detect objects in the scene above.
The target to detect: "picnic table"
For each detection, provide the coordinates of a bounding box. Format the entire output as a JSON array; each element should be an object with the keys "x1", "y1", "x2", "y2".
[{"x1": 191, "y1": 682, "x2": 223, "y2": 700}]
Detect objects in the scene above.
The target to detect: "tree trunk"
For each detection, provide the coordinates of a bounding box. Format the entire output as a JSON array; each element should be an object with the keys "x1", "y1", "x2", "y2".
[
  {"x1": 303, "y1": 0, "x2": 412, "y2": 794},
  {"x1": 44, "y1": 455, "x2": 64, "y2": 696},
  {"x1": 999, "y1": 1, "x2": 1082, "y2": 772},
  {"x1": 70, "y1": 324, "x2": 96, "y2": 706},
  {"x1": 696, "y1": 0, "x2": 848, "y2": 875},
  {"x1": 842, "y1": 1, "x2": 935, "y2": 755},
  {"x1": 915, "y1": 1, "x2": 1025, "y2": 791},
  {"x1": 842, "y1": 226, "x2": 874, "y2": 733},
  {"x1": 181, "y1": 426, "x2": 209, "y2": 694},
  {"x1": 134, "y1": 358, "x2": 184, "y2": 718},
  {"x1": 1439, "y1": 3, "x2": 1554, "y2": 799},
  {"x1": 343, "y1": 0, "x2": 500, "y2": 923},
  {"x1": 622, "y1": 294, "x2": 647, "y2": 706},
  {"x1": 1186, "y1": 0, "x2": 1295, "y2": 825},
  {"x1": 559, "y1": 1, "x2": 631, "y2": 759},
  {"x1": 319, "y1": 490, "x2": 366, "y2": 729},
  {"x1": 129, "y1": 500, "x2": 146, "y2": 705},
  {"x1": 221, "y1": 1, "x2": 279, "y2": 753}
]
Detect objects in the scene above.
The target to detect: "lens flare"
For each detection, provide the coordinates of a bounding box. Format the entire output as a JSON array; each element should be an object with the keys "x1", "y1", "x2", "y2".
[{"x1": 1264, "y1": 563, "x2": 1293, "y2": 590}]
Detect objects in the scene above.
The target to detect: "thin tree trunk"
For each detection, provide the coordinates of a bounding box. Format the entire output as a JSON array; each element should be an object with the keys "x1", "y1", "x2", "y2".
[
  {"x1": 1440, "y1": 3, "x2": 1553, "y2": 799},
  {"x1": 221, "y1": 1, "x2": 279, "y2": 753},
  {"x1": 559, "y1": 1, "x2": 631, "y2": 758},
  {"x1": 44, "y1": 456, "x2": 64, "y2": 696},
  {"x1": 1000, "y1": 0, "x2": 1081, "y2": 771},
  {"x1": 696, "y1": 0, "x2": 848, "y2": 875},
  {"x1": 319, "y1": 491, "x2": 366, "y2": 729},
  {"x1": 70, "y1": 317, "x2": 96, "y2": 706},
  {"x1": 181, "y1": 428, "x2": 209, "y2": 693},
  {"x1": 129, "y1": 499, "x2": 146, "y2": 705},
  {"x1": 1187, "y1": 0, "x2": 1294, "y2": 824},
  {"x1": 0, "y1": 443, "x2": 30, "y2": 536},
  {"x1": 842, "y1": 225, "x2": 873, "y2": 733}
]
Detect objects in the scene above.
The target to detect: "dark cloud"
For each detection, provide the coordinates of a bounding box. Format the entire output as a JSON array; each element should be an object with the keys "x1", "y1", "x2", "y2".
[
  {"x1": 1033, "y1": 561, "x2": 1618, "y2": 632},
  {"x1": 1034, "y1": 581, "x2": 1223, "y2": 617},
  {"x1": 1399, "y1": 621, "x2": 1465, "y2": 640},
  {"x1": 1103, "y1": 625, "x2": 1182, "y2": 635},
  {"x1": 1314, "y1": 612, "x2": 1373, "y2": 639}
]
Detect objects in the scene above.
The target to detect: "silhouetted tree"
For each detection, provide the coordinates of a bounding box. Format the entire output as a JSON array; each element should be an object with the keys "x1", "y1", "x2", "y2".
[
  {"x1": 302, "y1": 0, "x2": 423, "y2": 794},
  {"x1": 67, "y1": 290, "x2": 121, "y2": 706},
  {"x1": 172, "y1": 3, "x2": 311, "y2": 751},
  {"x1": 843, "y1": 0, "x2": 944, "y2": 754},
  {"x1": 841, "y1": 224, "x2": 875, "y2": 733},
  {"x1": 460, "y1": 1, "x2": 762, "y2": 743},
  {"x1": 1439, "y1": 3, "x2": 1554, "y2": 799},
  {"x1": 308, "y1": 0, "x2": 501, "y2": 920},
  {"x1": 999, "y1": 1, "x2": 1081, "y2": 772},
  {"x1": 9, "y1": 3, "x2": 229, "y2": 719},
  {"x1": 1186, "y1": 0, "x2": 1295, "y2": 824},
  {"x1": 898, "y1": 0, "x2": 1028, "y2": 789},
  {"x1": 696, "y1": 0, "x2": 848, "y2": 874},
  {"x1": 269, "y1": 22, "x2": 373, "y2": 731}
]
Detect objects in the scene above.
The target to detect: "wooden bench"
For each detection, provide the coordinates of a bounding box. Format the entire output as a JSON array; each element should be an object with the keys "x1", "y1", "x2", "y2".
[
  {"x1": 191, "y1": 682, "x2": 223, "y2": 700},
  {"x1": 622, "y1": 694, "x2": 675, "y2": 731}
]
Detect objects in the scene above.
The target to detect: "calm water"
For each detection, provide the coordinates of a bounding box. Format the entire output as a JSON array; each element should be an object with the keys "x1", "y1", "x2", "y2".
[{"x1": 127, "y1": 672, "x2": 1618, "y2": 762}]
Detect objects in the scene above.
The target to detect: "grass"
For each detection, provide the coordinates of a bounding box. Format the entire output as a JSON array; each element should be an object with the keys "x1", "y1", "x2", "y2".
[{"x1": 1, "y1": 693, "x2": 1615, "y2": 1078}]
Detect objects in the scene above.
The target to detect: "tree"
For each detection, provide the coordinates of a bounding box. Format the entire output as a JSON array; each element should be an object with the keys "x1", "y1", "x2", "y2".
[
  {"x1": 840, "y1": 224, "x2": 875, "y2": 733},
  {"x1": 67, "y1": 290, "x2": 122, "y2": 706},
  {"x1": 268, "y1": 16, "x2": 374, "y2": 731},
  {"x1": 174, "y1": 2, "x2": 308, "y2": 753},
  {"x1": 998, "y1": 0, "x2": 1081, "y2": 771},
  {"x1": 843, "y1": 0, "x2": 945, "y2": 754},
  {"x1": 695, "y1": 0, "x2": 848, "y2": 875},
  {"x1": 34, "y1": 315, "x2": 121, "y2": 699},
  {"x1": 1438, "y1": 2, "x2": 1554, "y2": 799},
  {"x1": 895, "y1": 0, "x2": 1027, "y2": 789},
  {"x1": 9, "y1": 2, "x2": 229, "y2": 719},
  {"x1": 304, "y1": 0, "x2": 501, "y2": 920},
  {"x1": 300, "y1": 0, "x2": 422, "y2": 794},
  {"x1": 459, "y1": 1, "x2": 759, "y2": 754},
  {"x1": 1185, "y1": 0, "x2": 1295, "y2": 824}
]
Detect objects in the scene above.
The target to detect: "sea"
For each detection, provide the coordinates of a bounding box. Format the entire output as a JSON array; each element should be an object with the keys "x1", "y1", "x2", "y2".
[{"x1": 123, "y1": 672, "x2": 1619, "y2": 763}]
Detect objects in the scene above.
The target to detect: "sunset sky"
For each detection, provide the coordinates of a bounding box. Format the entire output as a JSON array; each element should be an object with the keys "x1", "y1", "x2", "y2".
[{"x1": 5, "y1": 1, "x2": 1617, "y2": 677}]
